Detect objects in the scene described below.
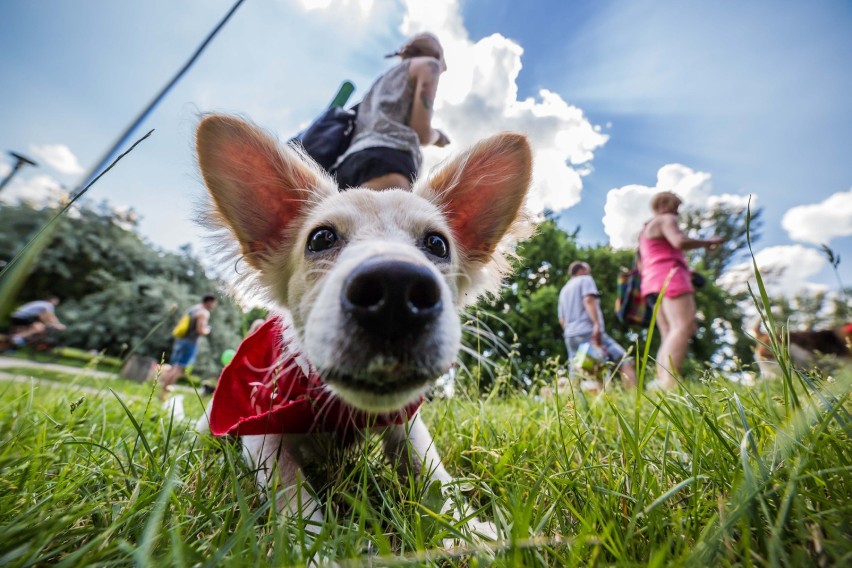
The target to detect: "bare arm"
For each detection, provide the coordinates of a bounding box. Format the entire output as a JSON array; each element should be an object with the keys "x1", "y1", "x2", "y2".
[
  {"x1": 659, "y1": 215, "x2": 723, "y2": 251},
  {"x1": 408, "y1": 57, "x2": 449, "y2": 146},
  {"x1": 196, "y1": 310, "x2": 212, "y2": 336},
  {"x1": 40, "y1": 310, "x2": 66, "y2": 331}
]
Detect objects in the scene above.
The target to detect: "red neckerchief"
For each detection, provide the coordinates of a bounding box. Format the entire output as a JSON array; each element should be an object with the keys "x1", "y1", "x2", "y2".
[{"x1": 208, "y1": 317, "x2": 422, "y2": 438}]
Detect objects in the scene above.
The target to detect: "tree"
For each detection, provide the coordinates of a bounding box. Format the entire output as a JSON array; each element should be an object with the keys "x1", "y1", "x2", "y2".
[{"x1": 0, "y1": 201, "x2": 242, "y2": 378}]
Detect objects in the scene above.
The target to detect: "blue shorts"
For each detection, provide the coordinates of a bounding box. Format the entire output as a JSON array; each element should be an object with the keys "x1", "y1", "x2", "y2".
[
  {"x1": 170, "y1": 339, "x2": 198, "y2": 368},
  {"x1": 564, "y1": 332, "x2": 630, "y2": 377},
  {"x1": 335, "y1": 147, "x2": 417, "y2": 189}
]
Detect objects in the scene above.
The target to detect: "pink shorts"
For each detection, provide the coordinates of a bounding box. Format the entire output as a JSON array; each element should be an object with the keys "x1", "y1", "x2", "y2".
[{"x1": 643, "y1": 265, "x2": 694, "y2": 299}]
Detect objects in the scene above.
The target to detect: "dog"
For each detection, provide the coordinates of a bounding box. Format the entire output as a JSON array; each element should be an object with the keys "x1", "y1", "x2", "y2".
[
  {"x1": 753, "y1": 321, "x2": 851, "y2": 378},
  {"x1": 193, "y1": 114, "x2": 533, "y2": 556}
]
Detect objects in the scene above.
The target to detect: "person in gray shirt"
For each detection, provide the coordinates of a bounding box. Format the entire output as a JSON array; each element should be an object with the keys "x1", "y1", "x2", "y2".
[
  {"x1": 558, "y1": 261, "x2": 636, "y2": 388},
  {"x1": 335, "y1": 32, "x2": 450, "y2": 190},
  {"x1": 10, "y1": 296, "x2": 66, "y2": 347}
]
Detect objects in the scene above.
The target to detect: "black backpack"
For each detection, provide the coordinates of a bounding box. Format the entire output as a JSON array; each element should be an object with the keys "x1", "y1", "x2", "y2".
[
  {"x1": 289, "y1": 104, "x2": 358, "y2": 172},
  {"x1": 288, "y1": 81, "x2": 358, "y2": 173}
]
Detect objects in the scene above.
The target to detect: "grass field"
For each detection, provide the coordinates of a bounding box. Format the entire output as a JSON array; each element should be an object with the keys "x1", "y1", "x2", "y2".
[{"x1": 0, "y1": 360, "x2": 849, "y2": 567}]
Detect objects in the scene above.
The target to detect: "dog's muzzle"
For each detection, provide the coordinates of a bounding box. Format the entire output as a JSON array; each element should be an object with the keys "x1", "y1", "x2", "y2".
[{"x1": 341, "y1": 258, "x2": 443, "y2": 340}]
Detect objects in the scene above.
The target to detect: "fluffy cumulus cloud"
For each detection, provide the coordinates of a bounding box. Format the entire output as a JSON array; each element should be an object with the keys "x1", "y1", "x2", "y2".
[
  {"x1": 781, "y1": 188, "x2": 852, "y2": 245},
  {"x1": 29, "y1": 144, "x2": 84, "y2": 175},
  {"x1": 0, "y1": 173, "x2": 69, "y2": 209},
  {"x1": 302, "y1": 0, "x2": 608, "y2": 213},
  {"x1": 603, "y1": 163, "x2": 751, "y2": 249},
  {"x1": 408, "y1": 1, "x2": 608, "y2": 212},
  {"x1": 717, "y1": 245, "x2": 827, "y2": 298}
]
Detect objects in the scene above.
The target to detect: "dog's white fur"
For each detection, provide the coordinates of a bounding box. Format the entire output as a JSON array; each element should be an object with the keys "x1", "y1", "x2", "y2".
[{"x1": 194, "y1": 114, "x2": 533, "y2": 553}]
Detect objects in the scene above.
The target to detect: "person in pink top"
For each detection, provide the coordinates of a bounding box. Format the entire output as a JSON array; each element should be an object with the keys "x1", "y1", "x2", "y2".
[{"x1": 639, "y1": 192, "x2": 723, "y2": 389}]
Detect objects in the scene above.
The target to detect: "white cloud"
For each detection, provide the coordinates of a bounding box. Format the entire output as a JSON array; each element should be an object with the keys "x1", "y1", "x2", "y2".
[
  {"x1": 299, "y1": 0, "x2": 373, "y2": 12},
  {"x1": 29, "y1": 144, "x2": 84, "y2": 175},
  {"x1": 0, "y1": 162, "x2": 10, "y2": 178},
  {"x1": 717, "y1": 245, "x2": 827, "y2": 298},
  {"x1": 0, "y1": 173, "x2": 69, "y2": 209},
  {"x1": 603, "y1": 163, "x2": 752, "y2": 249},
  {"x1": 400, "y1": 0, "x2": 607, "y2": 212},
  {"x1": 781, "y1": 187, "x2": 852, "y2": 245}
]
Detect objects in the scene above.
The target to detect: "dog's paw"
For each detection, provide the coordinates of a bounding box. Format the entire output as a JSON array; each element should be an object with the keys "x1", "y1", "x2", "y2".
[
  {"x1": 441, "y1": 516, "x2": 498, "y2": 550},
  {"x1": 466, "y1": 517, "x2": 498, "y2": 542}
]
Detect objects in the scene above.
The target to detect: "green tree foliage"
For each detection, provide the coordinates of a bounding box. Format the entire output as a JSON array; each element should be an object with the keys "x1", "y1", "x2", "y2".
[
  {"x1": 0, "y1": 202, "x2": 242, "y2": 378},
  {"x1": 469, "y1": 209, "x2": 758, "y2": 387},
  {"x1": 681, "y1": 204, "x2": 762, "y2": 280}
]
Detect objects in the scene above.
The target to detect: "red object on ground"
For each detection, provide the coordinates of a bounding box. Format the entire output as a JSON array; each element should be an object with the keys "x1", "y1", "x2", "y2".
[{"x1": 208, "y1": 317, "x2": 420, "y2": 437}]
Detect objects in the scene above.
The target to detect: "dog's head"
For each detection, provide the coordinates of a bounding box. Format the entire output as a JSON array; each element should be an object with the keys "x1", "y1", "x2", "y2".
[{"x1": 197, "y1": 115, "x2": 532, "y2": 413}]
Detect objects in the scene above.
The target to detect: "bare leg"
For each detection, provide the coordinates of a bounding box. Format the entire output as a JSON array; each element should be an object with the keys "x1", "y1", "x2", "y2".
[
  {"x1": 620, "y1": 362, "x2": 637, "y2": 389},
  {"x1": 158, "y1": 365, "x2": 184, "y2": 400},
  {"x1": 653, "y1": 298, "x2": 670, "y2": 340},
  {"x1": 11, "y1": 322, "x2": 47, "y2": 343},
  {"x1": 361, "y1": 173, "x2": 411, "y2": 191},
  {"x1": 655, "y1": 293, "x2": 697, "y2": 389}
]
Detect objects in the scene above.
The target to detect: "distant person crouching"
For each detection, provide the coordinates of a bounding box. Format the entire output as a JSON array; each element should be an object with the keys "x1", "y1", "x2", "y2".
[{"x1": 10, "y1": 296, "x2": 66, "y2": 347}]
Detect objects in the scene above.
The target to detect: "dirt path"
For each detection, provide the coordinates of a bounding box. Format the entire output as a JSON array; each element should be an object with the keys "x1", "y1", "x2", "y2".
[{"x1": 0, "y1": 355, "x2": 117, "y2": 379}]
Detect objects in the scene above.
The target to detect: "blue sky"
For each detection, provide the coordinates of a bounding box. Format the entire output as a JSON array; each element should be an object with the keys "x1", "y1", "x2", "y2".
[{"x1": 1, "y1": 0, "x2": 851, "y2": 296}]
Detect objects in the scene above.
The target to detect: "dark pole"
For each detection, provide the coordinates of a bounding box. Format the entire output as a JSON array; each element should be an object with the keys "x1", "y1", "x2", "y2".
[{"x1": 0, "y1": 151, "x2": 38, "y2": 194}]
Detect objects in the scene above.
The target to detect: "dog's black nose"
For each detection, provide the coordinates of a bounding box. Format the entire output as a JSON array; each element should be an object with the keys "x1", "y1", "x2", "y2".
[{"x1": 342, "y1": 259, "x2": 443, "y2": 339}]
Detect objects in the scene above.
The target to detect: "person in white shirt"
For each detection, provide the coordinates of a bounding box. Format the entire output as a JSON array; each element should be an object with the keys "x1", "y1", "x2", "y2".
[
  {"x1": 10, "y1": 296, "x2": 66, "y2": 346},
  {"x1": 558, "y1": 261, "x2": 636, "y2": 388}
]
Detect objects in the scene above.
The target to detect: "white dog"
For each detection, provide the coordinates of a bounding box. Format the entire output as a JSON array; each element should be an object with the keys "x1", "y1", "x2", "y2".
[{"x1": 194, "y1": 114, "x2": 533, "y2": 556}]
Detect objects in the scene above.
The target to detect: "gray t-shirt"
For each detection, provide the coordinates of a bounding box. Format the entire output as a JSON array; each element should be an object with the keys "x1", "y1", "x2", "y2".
[
  {"x1": 335, "y1": 60, "x2": 422, "y2": 170},
  {"x1": 557, "y1": 275, "x2": 604, "y2": 337},
  {"x1": 12, "y1": 300, "x2": 55, "y2": 319}
]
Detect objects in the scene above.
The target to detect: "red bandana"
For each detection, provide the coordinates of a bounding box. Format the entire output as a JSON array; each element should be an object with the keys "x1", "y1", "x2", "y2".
[{"x1": 208, "y1": 317, "x2": 422, "y2": 437}]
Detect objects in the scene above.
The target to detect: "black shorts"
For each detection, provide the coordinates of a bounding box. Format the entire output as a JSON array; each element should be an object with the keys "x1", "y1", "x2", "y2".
[
  {"x1": 11, "y1": 316, "x2": 36, "y2": 327},
  {"x1": 335, "y1": 147, "x2": 417, "y2": 190}
]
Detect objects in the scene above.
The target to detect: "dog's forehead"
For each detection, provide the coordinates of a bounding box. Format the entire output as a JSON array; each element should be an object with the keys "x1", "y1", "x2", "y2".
[{"x1": 303, "y1": 188, "x2": 449, "y2": 238}]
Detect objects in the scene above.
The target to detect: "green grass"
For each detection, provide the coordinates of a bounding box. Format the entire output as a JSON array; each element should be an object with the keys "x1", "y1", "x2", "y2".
[{"x1": 0, "y1": 363, "x2": 849, "y2": 566}]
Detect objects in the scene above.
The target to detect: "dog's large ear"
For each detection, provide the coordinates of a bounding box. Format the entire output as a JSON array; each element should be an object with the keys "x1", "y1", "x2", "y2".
[
  {"x1": 196, "y1": 114, "x2": 337, "y2": 267},
  {"x1": 416, "y1": 132, "x2": 532, "y2": 262}
]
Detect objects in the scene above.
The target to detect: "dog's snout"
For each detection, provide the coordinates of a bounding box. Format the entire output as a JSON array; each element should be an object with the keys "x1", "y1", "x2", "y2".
[{"x1": 342, "y1": 259, "x2": 443, "y2": 339}]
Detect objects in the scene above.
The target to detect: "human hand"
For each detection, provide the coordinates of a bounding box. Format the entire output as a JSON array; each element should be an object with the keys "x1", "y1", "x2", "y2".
[
  {"x1": 433, "y1": 129, "x2": 450, "y2": 147},
  {"x1": 592, "y1": 324, "x2": 602, "y2": 347},
  {"x1": 706, "y1": 237, "x2": 723, "y2": 251}
]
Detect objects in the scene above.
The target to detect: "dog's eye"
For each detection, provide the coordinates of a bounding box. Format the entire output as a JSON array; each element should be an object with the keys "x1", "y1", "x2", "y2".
[
  {"x1": 307, "y1": 227, "x2": 338, "y2": 252},
  {"x1": 423, "y1": 233, "x2": 450, "y2": 259}
]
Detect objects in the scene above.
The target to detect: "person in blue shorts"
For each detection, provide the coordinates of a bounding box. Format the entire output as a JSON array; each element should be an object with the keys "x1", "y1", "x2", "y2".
[{"x1": 159, "y1": 294, "x2": 217, "y2": 400}]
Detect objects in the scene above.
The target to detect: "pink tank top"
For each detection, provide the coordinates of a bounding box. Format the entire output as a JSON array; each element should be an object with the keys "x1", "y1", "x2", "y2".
[{"x1": 638, "y1": 226, "x2": 693, "y2": 298}]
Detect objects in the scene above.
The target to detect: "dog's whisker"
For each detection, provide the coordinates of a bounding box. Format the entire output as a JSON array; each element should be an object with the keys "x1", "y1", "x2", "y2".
[{"x1": 461, "y1": 325, "x2": 512, "y2": 355}]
